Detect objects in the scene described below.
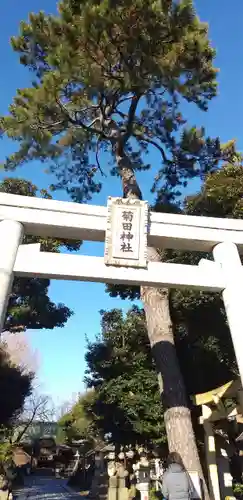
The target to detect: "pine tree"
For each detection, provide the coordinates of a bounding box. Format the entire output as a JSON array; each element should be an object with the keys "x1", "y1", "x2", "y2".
[{"x1": 0, "y1": 0, "x2": 235, "y2": 488}]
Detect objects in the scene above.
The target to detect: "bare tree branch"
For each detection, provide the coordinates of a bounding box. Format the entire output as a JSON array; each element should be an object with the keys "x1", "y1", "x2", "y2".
[{"x1": 14, "y1": 393, "x2": 55, "y2": 444}]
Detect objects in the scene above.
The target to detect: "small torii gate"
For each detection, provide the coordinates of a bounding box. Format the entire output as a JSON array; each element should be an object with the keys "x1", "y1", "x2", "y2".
[
  {"x1": 193, "y1": 380, "x2": 243, "y2": 500},
  {"x1": 0, "y1": 192, "x2": 243, "y2": 390}
]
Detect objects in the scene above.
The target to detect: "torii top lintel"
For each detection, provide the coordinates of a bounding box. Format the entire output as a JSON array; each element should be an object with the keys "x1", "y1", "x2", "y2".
[{"x1": 1, "y1": 192, "x2": 243, "y2": 253}]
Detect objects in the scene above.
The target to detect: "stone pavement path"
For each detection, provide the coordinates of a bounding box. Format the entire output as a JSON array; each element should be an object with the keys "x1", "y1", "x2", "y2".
[{"x1": 14, "y1": 475, "x2": 82, "y2": 500}]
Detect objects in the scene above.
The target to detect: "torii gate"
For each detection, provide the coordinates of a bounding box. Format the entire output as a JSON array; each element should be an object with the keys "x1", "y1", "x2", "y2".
[{"x1": 0, "y1": 192, "x2": 243, "y2": 389}]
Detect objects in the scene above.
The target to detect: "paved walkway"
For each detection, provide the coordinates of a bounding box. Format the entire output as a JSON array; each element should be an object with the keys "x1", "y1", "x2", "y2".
[{"x1": 14, "y1": 475, "x2": 82, "y2": 500}]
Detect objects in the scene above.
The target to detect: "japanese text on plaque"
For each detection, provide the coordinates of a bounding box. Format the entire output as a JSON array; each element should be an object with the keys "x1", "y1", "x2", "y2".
[{"x1": 120, "y1": 210, "x2": 134, "y2": 253}]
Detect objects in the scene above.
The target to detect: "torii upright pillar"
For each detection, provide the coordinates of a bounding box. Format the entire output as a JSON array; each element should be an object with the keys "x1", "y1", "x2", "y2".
[
  {"x1": 0, "y1": 219, "x2": 23, "y2": 332},
  {"x1": 213, "y1": 242, "x2": 243, "y2": 386}
]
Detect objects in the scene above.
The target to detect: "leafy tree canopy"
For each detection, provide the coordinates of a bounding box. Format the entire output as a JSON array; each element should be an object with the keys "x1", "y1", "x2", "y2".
[
  {"x1": 57, "y1": 390, "x2": 98, "y2": 445},
  {"x1": 185, "y1": 161, "x2": 243, "y2": 218},
  {"x1": 85, "y1": 306, "x2": 167, "y2": 446},
  {"x1": 0, "y1": 345, "x2": 33, "y2": 428},
  {"x1": 84, "y1": 301, "x2": 237, "y2": 447},
  {"x1": 0, "y1": 177, "x2": 81, "y2": 332},
  {"x1": 170, "y1": 161, "x2": 243, "y2": 393},
  {"x1": 0, "y1": 0, "x2": 235, "y2": 203}
]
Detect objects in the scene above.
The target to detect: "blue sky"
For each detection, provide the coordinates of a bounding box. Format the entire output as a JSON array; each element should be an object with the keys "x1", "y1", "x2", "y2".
[{"x1": 0, "y1": 0, "x2": 243, "y2": 409}]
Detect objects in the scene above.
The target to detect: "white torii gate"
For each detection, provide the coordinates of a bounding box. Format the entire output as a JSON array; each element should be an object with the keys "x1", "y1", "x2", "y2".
[{"x1": 0, "y1": 192, "x2": 243, "y2": 388}]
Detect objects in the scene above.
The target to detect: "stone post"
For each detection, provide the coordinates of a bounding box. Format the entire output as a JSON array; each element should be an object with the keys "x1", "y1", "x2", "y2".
[
  {"x1": 213, "y1": 242, "x2": 243, "y2": 387},
  {"x1": 116, "y1": 463, "x2": 128, "y2": 500},
  {"x1": 108, "y1": 475, "x2": 117, "y2": 500},
  {"x1": 202, "y1": 405, "x2": 221, "y2": 500},
  {"x1": 0, "y1": 220, "x2": 23, "y2": 333}
]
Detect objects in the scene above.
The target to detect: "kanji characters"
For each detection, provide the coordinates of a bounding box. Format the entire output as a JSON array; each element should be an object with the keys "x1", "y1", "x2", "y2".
[
  {"x1": 122, "y1": 222, "x2": 132, "y2": 231},
  {"x1": 119, "y1": 209, "x2": 134, "y2": 253},
  {"x1": 120, "y1": 241, "x2": 133, "y2": 252},
  {"x1": 122, "y1": 210, "x2": 134, "y2": 222},
  {"x1": 120, "y1": 231, "x2": 133, "y2": 241}
]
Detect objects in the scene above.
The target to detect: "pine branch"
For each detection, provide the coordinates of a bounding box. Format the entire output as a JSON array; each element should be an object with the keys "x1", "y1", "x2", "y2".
[
  {"x1": 56, "y1": 98, "x2": 109, "y2": 140},
  {"x1": 122, "y1": 94, "x2": 141, "y2": 144},
  {"x1": 30, "y1": 119, "x2": 64, "y2": 131},
  {"x1": 135, "y1": 133, "x2": 168, "y2": 163},
  {"x1": 96, "y1": 138, "x2": 106, "y2": 177}
]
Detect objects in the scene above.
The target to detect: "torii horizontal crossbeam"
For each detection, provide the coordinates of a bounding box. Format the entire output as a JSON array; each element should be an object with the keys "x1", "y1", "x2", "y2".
[
  {"x1": 14, "y1": 244, "x2": 225, "y2": 291},
  {"x1": 1, "y1": 192, "x2": 243, "y2": 252}
]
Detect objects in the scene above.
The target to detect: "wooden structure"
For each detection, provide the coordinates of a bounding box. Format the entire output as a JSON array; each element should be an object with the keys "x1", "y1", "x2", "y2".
[{"x1": 193, "y1": 380, "x2": 243, "y2": 500}]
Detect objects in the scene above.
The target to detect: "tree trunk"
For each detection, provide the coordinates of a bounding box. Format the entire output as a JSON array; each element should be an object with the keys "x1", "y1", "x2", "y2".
[
  {"x1": 141, "y1": 249, "x2": 208, "y2": 498},
  {"x1": 115, "y1": 148, "x2": 209, "y2": 499}
]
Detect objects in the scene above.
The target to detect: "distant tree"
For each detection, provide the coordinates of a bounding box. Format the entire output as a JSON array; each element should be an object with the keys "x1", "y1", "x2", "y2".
[
  {"x1": 1, "y1": 331, "x2": 39, "y2": 375},
  {"x1": 85, "y1": 307, "x2": 166, "y2": 447},
  {"x1": 0, "y1": 389, "x2": 55, "y2": 466},
  {"x1": 58, "y1": 391, "x2": 98, "y2": 446},
  {"x1": 12, "y1": 392, "x2": 55, "y2": 444},
  {"x1": 58, "y1": 401, "x2": 74, "y2": 420},
  {"x1": 0, "y1": 178, "x2": 81, "y2": 333},
  {"x1": 185, "y1": 160, "x2": 243, "y2": 218}
]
